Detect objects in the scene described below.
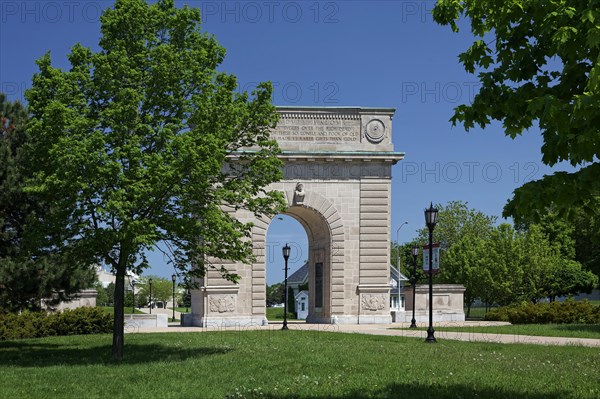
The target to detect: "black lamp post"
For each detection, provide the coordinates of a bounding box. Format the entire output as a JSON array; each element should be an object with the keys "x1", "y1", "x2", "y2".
[
  {"x1": 424, "y1": 203, "x2": 438, "y2": 343},
  {"x1": 282, "y1": 243, "x2": 291, "y2": 331},
  {"x1": 410, "y1": 244, "x2": 419, "y2": 329},
  {"x1": 149, "y1": 278, "x2": 153, "y2": 315},
  {"x1": 171, "y1": 274, "x2": 176, "y2": 321}
]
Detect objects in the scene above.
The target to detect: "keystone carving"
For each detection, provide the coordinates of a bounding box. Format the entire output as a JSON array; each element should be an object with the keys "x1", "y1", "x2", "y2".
[{"x1": 294, "y1": 182, "x2": 305, "y2": 205}]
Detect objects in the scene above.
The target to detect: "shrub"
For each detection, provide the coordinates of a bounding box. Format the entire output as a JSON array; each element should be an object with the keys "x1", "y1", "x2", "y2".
[
  {"x1": 0, "y1": 307, "x2": 113, "y2": 340},
  {"x1": 485, "y1": 300, "x2": 600, "y2": 324}
]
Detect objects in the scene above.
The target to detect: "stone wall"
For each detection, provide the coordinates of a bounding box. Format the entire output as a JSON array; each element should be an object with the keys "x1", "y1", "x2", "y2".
[
  {"x1": 400, "y1": 284, "x2": 466, "y2": 322},
  {"x1": 44, "y1": 289, "x2": 98, "y2": 311}
]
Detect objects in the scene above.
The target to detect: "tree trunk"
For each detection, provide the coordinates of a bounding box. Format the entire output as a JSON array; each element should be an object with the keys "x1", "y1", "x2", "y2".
[{"x1": 112, "y1": 261, "x2": 126, "y2": 361}]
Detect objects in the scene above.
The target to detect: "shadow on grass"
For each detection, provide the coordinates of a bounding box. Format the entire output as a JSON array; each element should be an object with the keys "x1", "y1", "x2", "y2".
[
  {"x1": 232, "y1": 382, "x2": 570, "y2": 399},
  {"x1": 0, "y1": 339, "x2": 231, "y2": 367}
]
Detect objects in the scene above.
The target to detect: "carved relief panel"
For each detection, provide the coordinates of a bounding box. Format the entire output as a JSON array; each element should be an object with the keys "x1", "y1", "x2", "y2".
[{"x1": 208, "y1": 294, "x2": 236, "y2": 313}]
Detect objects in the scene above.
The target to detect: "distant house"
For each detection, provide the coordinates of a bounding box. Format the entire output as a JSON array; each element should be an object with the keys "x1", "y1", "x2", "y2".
[
  {"x1": 288, "y1": 262, "x2": 308, "y2": 299},
  {"x1": 295, "y1": 290, "x2": 309, "y2": 320},
  {"x1": 287, "y1": 263, "x2": 308, "y2": 319},
  {"x1": 287, "y1": 263, "x2": 408, "y2": 320},
  {"x1": 390, "y1": 265, "x2": 409, "y2": 313}
]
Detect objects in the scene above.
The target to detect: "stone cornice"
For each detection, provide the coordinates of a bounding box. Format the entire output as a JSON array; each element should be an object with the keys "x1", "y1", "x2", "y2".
[
  {"x1": 230, "y1": 150, "x2": 405, "y2": 164},
  {"x1": 276, "y1": 106, "x2": 396, "y2": 117}
]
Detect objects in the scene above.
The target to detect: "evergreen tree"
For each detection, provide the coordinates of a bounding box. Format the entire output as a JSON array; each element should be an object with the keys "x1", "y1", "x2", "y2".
[
  {"x1": 287, "y1": 285, "x2": 296, "y2": 318},
  {"x1": 0, "y1": 94, "x2": 94, "y2": 312}
]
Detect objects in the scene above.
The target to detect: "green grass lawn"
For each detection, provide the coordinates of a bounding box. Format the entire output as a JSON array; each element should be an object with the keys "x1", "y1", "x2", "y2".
[
  {"x1": 266, "y1": 306, "x2": 296, "y2": 321},
  {"x1": 395, "y1": 324, "x2": 600, "y2": 339},
  {"x1": 1, "y1": 331, "x2": 598, "y2": 399},
  {"x1": 465, "y1": 306, "x2": 489, "y2": 319}
]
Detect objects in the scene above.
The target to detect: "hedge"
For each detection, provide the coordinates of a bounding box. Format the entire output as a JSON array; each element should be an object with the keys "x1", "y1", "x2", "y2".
[
  {"x1": 484, "y1": 300, "x2": 600, "y2": 324},
  {"x1": 0, "y1": 307, "x2": 113, "y2": 340}
]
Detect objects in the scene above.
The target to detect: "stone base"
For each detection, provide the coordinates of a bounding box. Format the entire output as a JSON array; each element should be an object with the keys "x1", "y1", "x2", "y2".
[
  {"x1": 358, "y1": 314, "x2": 392, "y2": 324},
  {"x1": 190, "y1": 315, "x2": 268, "y2": 328},
  {"x1": 332, "y1": 315, "x2": 359, "y2": 324},
  {"x1": 305, "y1": 315, "x2": 360, "y2": 324},
  {"x1": 393, "y1": 311, "x2": 465, "y2": 323},
  {"x1": 124, "y1": 314, "x2": 168, "y2": 331}
]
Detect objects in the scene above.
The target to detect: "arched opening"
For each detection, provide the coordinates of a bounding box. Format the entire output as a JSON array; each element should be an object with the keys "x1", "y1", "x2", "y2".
[
  {"x1": 266, "y1": 214, "x2": 308, "y2": 321},
  {"x1": 263, "y1": 205, "x2": 333, "y2": 324}
]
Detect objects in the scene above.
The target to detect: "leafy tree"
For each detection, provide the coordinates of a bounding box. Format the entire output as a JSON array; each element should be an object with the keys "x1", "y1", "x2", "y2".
[
  {"x1": 521, "y1": 225, "x2": 561, "y2": 303},
  {"x1": 0, "y1": 94, "x2": 95, "y2": 312},
  {"x1": 542, "y1": 259, "x2": 598, "y2": 301},
  {"x1": 287, "y1": 285, "x2": 296, "y2": 318},
  {"x1": 416, "y1": 201, "x2": 496, "y2": 283},
  {"x1": 124, "y1": 290, "x2": 134, "y2": 309},
  {"x1": 484, "y1": 224, "x2": 527, "y2": 307},
  {"x1": 521, "y1": 224, "x2": 598, "y2": 302},
  {"x1": 417, "y1": 201, "x2": 496, "y2": 253},
  {"x1": 485, "y1": 223, "x2": 595, "y2": 305},
  {"x1": 443, "y1": 233, "x2": 493, "y2": 316},
  {"x1": 181, "y1": 288, "x2": 191, "y2": 310},
  {"x1": 106, "y1": 282, "x2": 115, "y2": 306},
  {"x1": 136, "y1": 276, "x2": 174, "y2": 307},
  {"x1": 24, "y1": 0, "x2": 284, "y2": 360},
  {"x1": 432, "y1": 1, "x2": 600, "y2": 221},
  {"x1": 571, "y1": 198, "x2": 600, "y2": 279},
  {"x1": 514, "y1": 198, "x2": 600, "y2": 283},
  {"x1": 93, "y1": 282, "x2": 109, "y2": 306},
  {"x1": 266, "y1": 283, "x2": 284, "y2": 307}
]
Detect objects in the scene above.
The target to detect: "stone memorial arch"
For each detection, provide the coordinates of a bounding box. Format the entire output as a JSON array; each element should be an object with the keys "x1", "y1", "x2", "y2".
[{"x1": 190, "y1": 106, "x2": 404, "y2": 326}]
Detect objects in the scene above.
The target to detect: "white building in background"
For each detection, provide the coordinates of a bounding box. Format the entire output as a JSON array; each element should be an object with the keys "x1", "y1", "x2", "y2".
[
  {"x1": 295, "y1": 291, "x2": 309, "y2": 320},
  {"x1": 42, "y1": 267, "x2": 141, "y2": 311},
  {"x1": 390, "y1": 265, "x2": 409, "y2": 322},
  {"x1": 287, "y1": 262, "x2": 309, "y2": 300},
  {"x1": 95, "y1": 265, "x2": 139, "y2": 291}
]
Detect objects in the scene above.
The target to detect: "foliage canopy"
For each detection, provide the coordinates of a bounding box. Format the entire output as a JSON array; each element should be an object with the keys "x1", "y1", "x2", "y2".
[
  {"x1": 432, "y1": 0, "x2": 600, "y2": 221},
  {"x1": 25, "y1": 0, "x2": 285, "y2": 359}
]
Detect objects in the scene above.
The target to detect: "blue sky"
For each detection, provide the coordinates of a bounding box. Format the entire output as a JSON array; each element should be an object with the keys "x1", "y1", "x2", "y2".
[{"x1": 0, "y1": 1, "x2": 572, "y2": 285}]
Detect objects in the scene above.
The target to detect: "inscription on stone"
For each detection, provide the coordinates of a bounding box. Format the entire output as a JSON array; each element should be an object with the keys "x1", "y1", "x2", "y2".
[
  {"x1": 272, "y1": 117, "x2": 360, "y2": 143},
  {"x1": 283, "y1": 163, "x2": 392, "y2": 179}
]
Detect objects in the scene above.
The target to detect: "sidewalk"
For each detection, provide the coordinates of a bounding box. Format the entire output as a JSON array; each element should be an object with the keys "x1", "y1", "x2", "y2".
[{"x1": 129, "y1": 321, "x2": 600, "y2": 347}]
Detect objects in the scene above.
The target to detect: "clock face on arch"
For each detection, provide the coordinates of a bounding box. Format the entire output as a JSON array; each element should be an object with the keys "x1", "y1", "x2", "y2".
[{"x1": 365, "y1": 119, "x2": 385, "y2": 143}]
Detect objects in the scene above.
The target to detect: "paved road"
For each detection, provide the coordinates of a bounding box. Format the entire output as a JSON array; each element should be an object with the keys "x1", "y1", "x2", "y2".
[{"x1": 130, "y1": 320, "x2": 600, "y2": 347}]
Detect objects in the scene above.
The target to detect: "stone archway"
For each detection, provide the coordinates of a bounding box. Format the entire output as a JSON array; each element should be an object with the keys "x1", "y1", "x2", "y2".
[
  {"x1": 252, "y1": 189, "x2": 345, "y2": 324},
  {"x1": 190, "y1": 107, "x2": 404, "y2": 327}
]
